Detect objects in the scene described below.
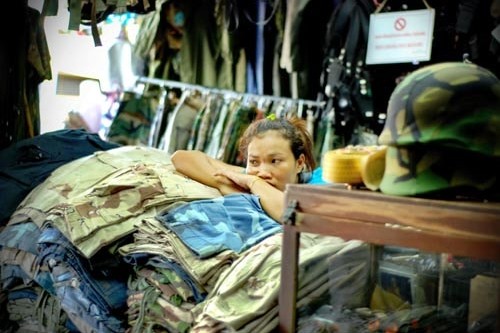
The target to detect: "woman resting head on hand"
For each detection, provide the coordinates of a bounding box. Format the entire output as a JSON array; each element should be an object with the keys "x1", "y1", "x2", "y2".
[{"x1": 171, "y1": 115, "x2": 316, "y2": 221}]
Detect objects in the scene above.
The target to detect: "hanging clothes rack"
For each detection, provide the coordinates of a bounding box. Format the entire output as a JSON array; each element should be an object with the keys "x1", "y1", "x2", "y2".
[
  {"x1": 135, "y1": 76, "x2": 326, "y2": 108},
  {"x1": 134, "y1": 76, "x2": 327, "y2": 158}
]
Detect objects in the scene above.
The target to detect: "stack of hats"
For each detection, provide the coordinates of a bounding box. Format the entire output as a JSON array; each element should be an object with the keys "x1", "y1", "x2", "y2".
[
  {"x1": 376, "y1": 62, "x2": 500, "y2": 199},
  {"x1": 322, "y1": 145, "x2": 386, "y2": 190},
  {"x1": 322, "y1": 62, "x2": 500, "y2": 200}
]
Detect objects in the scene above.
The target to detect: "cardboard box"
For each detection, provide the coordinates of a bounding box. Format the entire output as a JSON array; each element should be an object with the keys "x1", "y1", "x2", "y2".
[{"x1": 468, "y1": 274, "x2": 499, "y2": 327}]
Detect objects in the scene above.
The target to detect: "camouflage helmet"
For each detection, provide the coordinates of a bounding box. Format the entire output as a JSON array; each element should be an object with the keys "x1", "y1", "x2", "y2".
[{"x1": 377, "y1": 62, "x2": 500, "y2": 198}]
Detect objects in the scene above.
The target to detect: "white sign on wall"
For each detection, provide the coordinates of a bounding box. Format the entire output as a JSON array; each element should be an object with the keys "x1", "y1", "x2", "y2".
[{"x1": 365, "y1": 9, "x2": 435, "y2": 65}]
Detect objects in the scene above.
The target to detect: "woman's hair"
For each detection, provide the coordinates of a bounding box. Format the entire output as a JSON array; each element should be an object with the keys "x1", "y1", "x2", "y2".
[{"x1": 238, "y1": 115, "x2": 317, "y2": 171}]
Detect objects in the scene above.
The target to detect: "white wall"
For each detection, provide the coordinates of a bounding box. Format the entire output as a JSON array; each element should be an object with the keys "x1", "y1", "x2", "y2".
[{"x1": 30, "y1": 0, "x2": 139, "y2": 134}]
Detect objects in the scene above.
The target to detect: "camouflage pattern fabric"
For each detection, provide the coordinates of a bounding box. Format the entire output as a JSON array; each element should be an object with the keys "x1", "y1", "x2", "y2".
[
  {"x1": 8, "y1": 146, "x2": 220, "y2": 258},
  {"x1": 7, "y1": 286, "x2": 73, "y2": 333},
  {"x1": 119, "y1": 217, "x2": 237, "y2": 292},
  {"x1": 46, "y1": 161, "x2": 221, "y2": 258},
  {"x1": 378, "y1": 62, "x2": 500, "y2": 154},
  {"x1": 157, "y1": 193, "x2": 282, "y2": 259},
  {"x1": 8, "y1": 146, "x2": 177, "y2": 231},
  {"x1": 127, "y1": 283, "x2": 192, "y2": 333},
  {"x1": 377, "y1": 62, "x2": 500, "y2": 198},
  {"x1": 191, "y1": 234, "x2": 366, "y2": 332},
  {"x1": 379, "y1": 145, "x2": 500, "y2": 198},
  {"x1": 107, "y1": 95, "x2": 155, "y2": 146}
]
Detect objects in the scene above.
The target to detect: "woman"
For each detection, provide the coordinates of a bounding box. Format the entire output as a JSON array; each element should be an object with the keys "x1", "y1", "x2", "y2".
[{"x1": 171, "y1": 115, "x2": 319, "y2": 221}]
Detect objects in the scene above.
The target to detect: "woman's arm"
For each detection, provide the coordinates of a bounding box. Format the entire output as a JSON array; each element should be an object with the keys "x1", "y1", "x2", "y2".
[
  {"x1": 213, "y1": 169, "x2": 285, "y2": 222},
  {"x1": 171, "y1": 150, "x2": 245, "y2": 194},
  {"x1": 246, "y1": 177, "x2": 284, "y2": 222},
  {"x1": 172, "y1": 150, "x2": 286, "y2": 221}
]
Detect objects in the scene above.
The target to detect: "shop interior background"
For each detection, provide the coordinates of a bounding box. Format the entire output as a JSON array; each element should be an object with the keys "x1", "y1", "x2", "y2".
[{"x1": 29, "y1": 0, "x2": 142, "y2": 135}]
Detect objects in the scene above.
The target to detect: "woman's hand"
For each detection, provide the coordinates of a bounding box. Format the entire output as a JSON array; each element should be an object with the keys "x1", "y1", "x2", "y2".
[
  {"x1": 213, "y1": 169, "x2": 257, "y2": 192},
  {"x1": 172, "y1": 150, "x2": 285, "y2": 221},
  {"x1": 214, "y1": 169, "x2": 284, "y2": 222},
  {"x1": 172, "y1": 150, "x2": 244, "y2": 194}
]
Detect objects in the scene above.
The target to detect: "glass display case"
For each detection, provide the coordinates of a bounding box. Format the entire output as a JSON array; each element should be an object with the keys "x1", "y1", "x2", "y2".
[{"x1": 278, "y1": 185, "x2": 500, "y2": 333}]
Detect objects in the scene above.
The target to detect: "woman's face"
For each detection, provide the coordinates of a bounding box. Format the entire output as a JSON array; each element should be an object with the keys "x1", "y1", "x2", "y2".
[{"x1": 246, "y1": 130, "x2": 305, "y2": 191}]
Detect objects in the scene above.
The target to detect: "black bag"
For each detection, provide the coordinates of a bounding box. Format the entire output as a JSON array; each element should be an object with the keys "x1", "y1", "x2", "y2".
[{"x1": 318, "y1": 0, "x2": 376, "y2": 145}]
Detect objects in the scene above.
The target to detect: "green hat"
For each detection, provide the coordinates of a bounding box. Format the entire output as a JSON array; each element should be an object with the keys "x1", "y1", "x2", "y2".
[{"x1": 377, "y1": 62, "x2": 500, "y2": 198}]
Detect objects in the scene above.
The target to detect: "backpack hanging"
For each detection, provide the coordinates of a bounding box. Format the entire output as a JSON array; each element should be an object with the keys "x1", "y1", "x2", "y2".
[{"x1": 318, "y1": 0, "x2": 376, "y2": 145}]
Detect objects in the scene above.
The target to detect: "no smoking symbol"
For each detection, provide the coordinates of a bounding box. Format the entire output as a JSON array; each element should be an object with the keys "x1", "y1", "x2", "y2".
[{"x1": 394, "y1": 17, "x2": 406, "y2": 31}]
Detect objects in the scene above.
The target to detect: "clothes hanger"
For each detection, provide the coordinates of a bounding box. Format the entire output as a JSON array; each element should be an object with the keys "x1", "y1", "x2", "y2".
[{"x1": 374, "y1": 0, "x2": 431, "y2": 13}]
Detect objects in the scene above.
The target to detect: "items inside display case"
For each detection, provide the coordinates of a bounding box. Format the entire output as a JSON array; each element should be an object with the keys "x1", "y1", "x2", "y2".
[
  {"x1": 294, "y1": 245, "x2": 499, "y2": 333},
  {"x1": 279, "y1": 185, "x2": 500, "y2": 333}
]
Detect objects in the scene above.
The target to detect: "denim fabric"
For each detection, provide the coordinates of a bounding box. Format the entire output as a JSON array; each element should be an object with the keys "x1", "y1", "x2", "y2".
[
  {"x1": 0, "y1": 247, "x2": 55, "y2": 295},
  {"x1": 7, "y1": 284, "x2": 38, "y2": 303},
  {"x1": 1, "y1": 263, "x2": 32, "y2": 289},
  {"x1": 37, "y1": 225, "x2": 128, "y2": 333},
  {"x1": 0, "y1": 222, "x2": 55, "y2": 294},
  {"x1": 156, "y1": 193, "x2": 282, "y2": 259},
  {"x1": 0, "y1": 222, "x2": 40, "y2": 254}
]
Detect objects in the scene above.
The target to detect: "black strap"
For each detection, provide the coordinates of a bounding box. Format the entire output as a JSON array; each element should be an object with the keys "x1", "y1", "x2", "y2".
[
  {"x1": 331, "y1": 0, "x2": 357, "y2": 36},
  {"x1": 344, "y1": 6, "x2": 361, "y2": 65},
  {"x1": 224, "y1": 0, "x2": 240, "y2": 32},
  {"x1": 242, "y1": 0, "x2": 280, "y2": 26},
  {"x1": 324, "y1": 0, "x2": 357, "y2": 57},
  {"x1": 324, "y1": 0, "x2": 372, "y2": 64}
]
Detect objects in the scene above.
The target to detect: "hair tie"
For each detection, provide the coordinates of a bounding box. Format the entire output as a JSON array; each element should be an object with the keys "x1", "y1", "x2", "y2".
[{"x1": 266, "y1": 113, "x2": 276, "y2": 121}]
